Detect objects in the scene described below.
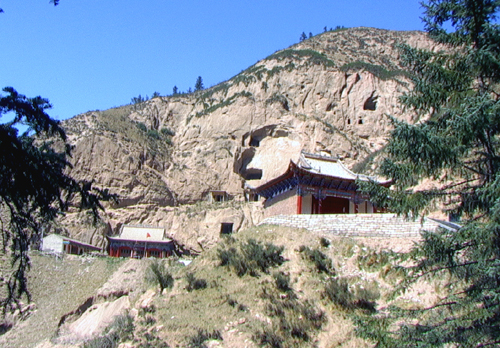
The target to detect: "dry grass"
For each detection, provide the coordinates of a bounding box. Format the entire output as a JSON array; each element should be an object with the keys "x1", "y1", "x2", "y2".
[
  {"x1": 143, "y1": 226, "x2": 405, "y2": 347},
  {"x1": 0, "y1": 253, "x2": 124, "y2": 348},
  {"x1": 0, "y1": 226, "x2": 435, "y2": 347}
]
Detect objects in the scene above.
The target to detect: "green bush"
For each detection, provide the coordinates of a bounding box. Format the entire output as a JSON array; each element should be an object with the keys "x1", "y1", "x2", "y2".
[
  {"x1": 188, "y1": 328, "x2": 223, "y2": 348},
  {"x1": 160, "y1": 127, "x2": 175, "y2": 136},
  {"x1": 299, "y1": 246, "x2": 335, "y2": 274},
  {"x1": 136, "y1": 122, "x2": 147, "y2": 132},
  {"x1": 147, "y1": 129, "x2": 161, "y2": 139},
  {"x1": 83, "y1": 314, "x2": 134, "y2": 348},
  {"x1": 339, "y1": 61, "x2": 409, "y2": 81},
  {"x1": 273, "y1": 272, "x2": 292, "y2": 293},
  {"x1": 319, "y1": 237, "x2": 331, "y2": 248},
  {"x1": 145, "y1": 260, "x2": 174, "y2": 293},
  {"x1": 253, "y1": 328, "x2": 284, "y2": 348},
  {"x1": 185, "y1": 273, "x2": 207, "y2": 292},
  {"x1": 217, "y1": 239, "x2": 285, "y2": 277},
  {"x1": 323, "y1": 278, "x2": 377, "y2": 313},
  {"x1": 357, "y1": 250, "x2": 392, "y2": 272},
  {"x1": 257, "y1": 285, "x2": 325, "y2": 347}
]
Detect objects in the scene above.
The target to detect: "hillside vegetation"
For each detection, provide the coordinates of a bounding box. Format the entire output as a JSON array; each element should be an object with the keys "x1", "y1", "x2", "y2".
[{"x1": 0, "y1": 226, "x2": 437, "y2": 348}]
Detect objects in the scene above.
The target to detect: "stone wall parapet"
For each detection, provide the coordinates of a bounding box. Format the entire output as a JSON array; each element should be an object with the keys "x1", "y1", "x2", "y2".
[{"x1": 258, "y1": 213, "x2": 446, "y2": 238}]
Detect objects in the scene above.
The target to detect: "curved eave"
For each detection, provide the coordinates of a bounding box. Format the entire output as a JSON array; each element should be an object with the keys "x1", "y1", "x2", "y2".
[{"x1": 253, "y1": 160, "x2": 391, "y2": 200}]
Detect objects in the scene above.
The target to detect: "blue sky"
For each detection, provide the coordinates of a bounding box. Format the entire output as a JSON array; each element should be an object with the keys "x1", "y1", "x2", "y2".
[{"x1": 0, "y1": 0, "x2": 425, "y2": 121}]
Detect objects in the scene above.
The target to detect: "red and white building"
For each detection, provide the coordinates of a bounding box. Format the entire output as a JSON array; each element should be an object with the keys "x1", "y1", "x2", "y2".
[
  {"x1": 107, "y1": 225, "x2": 175, "y2": 258},
  {"x1": 252, "y1": 152, "x2": 390, "y2": 218}
]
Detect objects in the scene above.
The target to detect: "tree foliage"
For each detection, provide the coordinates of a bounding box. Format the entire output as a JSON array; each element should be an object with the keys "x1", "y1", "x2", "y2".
[
  {"x1": 358, "y1": 1, "x2": 500, "y2": 346},
  {"x1": 194, "y1": 76, "x2": 204, "y2": 91},
  {"x1": 0, "y1": 87, "x2": 117, "y2": 312}
]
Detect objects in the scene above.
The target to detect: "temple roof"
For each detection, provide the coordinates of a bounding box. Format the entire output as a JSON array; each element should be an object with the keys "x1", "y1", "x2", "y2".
[
  {"x1": 298, "y1": 152, "x2": 377, "y2": 181},
  {"x1": 108, "y1": 225, "x2": 172, "y2": 244},
  {"x1": 252, "y1": 152, "x2": 390, "y2": 199}
]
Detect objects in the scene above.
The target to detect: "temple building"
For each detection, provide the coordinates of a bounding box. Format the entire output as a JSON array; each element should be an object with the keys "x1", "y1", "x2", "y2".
[
  {"x1": 107, "y1": 225, "x2": 175, "y2": 258},
  {"x1": 252, "y1": 152, "x2": 390, "y2": 218}
]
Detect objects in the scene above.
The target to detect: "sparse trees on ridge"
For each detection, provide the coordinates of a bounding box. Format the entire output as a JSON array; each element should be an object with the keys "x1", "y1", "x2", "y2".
[{"x1": 194, "y1": 76, "x2": 204, "y2": 91}]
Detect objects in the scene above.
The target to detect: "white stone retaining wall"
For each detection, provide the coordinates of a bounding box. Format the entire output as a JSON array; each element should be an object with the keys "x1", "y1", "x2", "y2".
[{"x1": 258, "y1": 213, "x2": 442, "y2": 238}]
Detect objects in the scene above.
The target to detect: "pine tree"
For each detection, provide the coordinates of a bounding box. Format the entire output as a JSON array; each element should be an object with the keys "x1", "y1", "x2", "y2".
[
  {"x1": 358, "y1": 1, "x2": 500, "y2": 346},
  {"x1": 194, "y1": 76, "x2": 204, "y2": 91},
  {"x1": 0, "y1": 87, "x2": 117, "y2": 312},
  {"x1": 300, "y1": 32, "x2": 307, "y2": 41},
  {"x1": 172, "y1": 85, "x2": 179, "y2": 95}
]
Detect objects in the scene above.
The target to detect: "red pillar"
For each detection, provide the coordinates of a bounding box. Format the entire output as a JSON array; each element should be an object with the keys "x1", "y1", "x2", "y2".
[{"x1": 297, "y1": 195, "x2": 303, "y2": 214}]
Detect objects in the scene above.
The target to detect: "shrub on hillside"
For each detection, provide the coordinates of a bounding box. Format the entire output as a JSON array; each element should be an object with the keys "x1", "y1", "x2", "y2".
[
  {"x1": 357, "y1": 250, "x2": 392, "y2": 272},
  {"x1": 160, "y1": 127, "x2": 175, "y2": 136},
  {"x1": 273, "y1": 272, "x2": 292, "y2": 293},
  {"x1": 256, "y1": 285, "x2": 325, "y2": 347},
  {"x1": 299, "y1": 246, "x2": 335, "y2": 274},
  {"x1": 185, "y1": 273, "x2": 207, "y2": 292},
  {"x1": 83, "y1": 314, "x2": 134, "y2": 348},
  {"x1": 323, "y1": 278, "x2": 377, "y2": 313},
  {"x1": 145, "y1": 259, "x2": 174, "y2": 293},
  {"x1": 217, "y1": 239, "x2": 285, "y2": 277},
  {"x1": 136, "y1": 122, "x2": 147, "y2": 132},
  {"x1": 319, "y1": 237, "x2": 331, "y2": 248},
  {"x1": 187, "y1": 328, "x2": 222, "y2": 348}
]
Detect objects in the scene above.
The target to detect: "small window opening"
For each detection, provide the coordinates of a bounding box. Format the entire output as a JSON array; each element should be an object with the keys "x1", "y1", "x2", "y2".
[
  {"x1": 358, "y1": 119, "x2": 363, "y2": 124},
  {"x1": 210, "y1": 191, "x2": 228, "y2": 203},
  {"x1": 215, "y1": 194, "x2": 224, "y2": 202},
  {"x1": 347, "y1": 119, "x2": 351, "y2": 125},
  {"x1": 220, "y1": 223, "x2": 234, "y2": 235}
]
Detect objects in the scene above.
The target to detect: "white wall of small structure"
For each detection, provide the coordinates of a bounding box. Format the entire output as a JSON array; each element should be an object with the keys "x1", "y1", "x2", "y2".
[{"x1": 42, "y1": 234, "x2": 64, "y2": 253}]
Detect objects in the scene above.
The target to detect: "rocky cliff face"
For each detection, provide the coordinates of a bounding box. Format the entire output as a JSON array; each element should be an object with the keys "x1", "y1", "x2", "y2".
[{"x1": 57, "y1": 27, "x2": 442, "y2": 251}]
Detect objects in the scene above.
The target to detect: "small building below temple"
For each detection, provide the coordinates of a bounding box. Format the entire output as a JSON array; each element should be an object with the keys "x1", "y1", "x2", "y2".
[
  {"x1": 252, "y1": 152, "x2": 390, "y2": 218},
  {"x1": 107, "y1": 225, "x2": 175, "y2": 259},
  {"x1": 42, "y1": 234, "x2": 101, "y2": 255}
]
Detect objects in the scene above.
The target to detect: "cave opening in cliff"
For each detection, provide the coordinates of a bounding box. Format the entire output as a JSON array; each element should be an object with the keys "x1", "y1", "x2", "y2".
[
  {"x1": 250, "y1": 136, "x2": 260, "y2": 147},
  {"x1": 243, "y1": 168, "x2": 263, "y2": 180},
  {"x1": 363, "y1": 95, "x2": 378, "y2": 111},
  {"x1": 220, "y1": 223, "x2": 233, "y2": 235}
]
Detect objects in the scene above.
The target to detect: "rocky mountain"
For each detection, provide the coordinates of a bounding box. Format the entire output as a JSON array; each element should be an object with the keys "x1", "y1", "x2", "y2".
[{"x1": 56, "y1": 27, "x2": 442, "y2": 251}]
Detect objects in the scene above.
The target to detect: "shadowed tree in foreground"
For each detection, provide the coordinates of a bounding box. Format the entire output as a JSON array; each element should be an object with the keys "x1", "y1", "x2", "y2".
[
  {"x1": 0, "y1": 0, "x2": 117, "y2": 313},
  {"x1": 0, "y1": 87, "x2": 117, "y2": 312},
  {"x1": 358, "y1": 1, "x2": 500, "y2": 346}
]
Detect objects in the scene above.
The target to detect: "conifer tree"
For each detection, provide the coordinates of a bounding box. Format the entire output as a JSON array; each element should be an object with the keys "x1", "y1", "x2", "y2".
[
  {"x1": 0, "y1": 87, "x2": 117, "y2": 312},
  {"x1": 358, "y1": 1, "x2": 500, "y2": 346},
  {"x1": 194, "y1": 76, "x2": 204, "y2": 91}
]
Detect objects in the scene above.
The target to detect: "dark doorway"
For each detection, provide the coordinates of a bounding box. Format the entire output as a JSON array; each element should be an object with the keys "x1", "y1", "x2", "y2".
[
  {"x1": 312, "y1": 196, "x2": 350, "y2": 214},
  {"x1": 220, "y1": 223, "x2": 234, "y2": 235}
]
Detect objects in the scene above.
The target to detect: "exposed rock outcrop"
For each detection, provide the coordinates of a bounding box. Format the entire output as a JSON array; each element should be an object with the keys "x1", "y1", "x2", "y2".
[{"x1": 58, "y1": 28, "x2": 442, "y2": 251}]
